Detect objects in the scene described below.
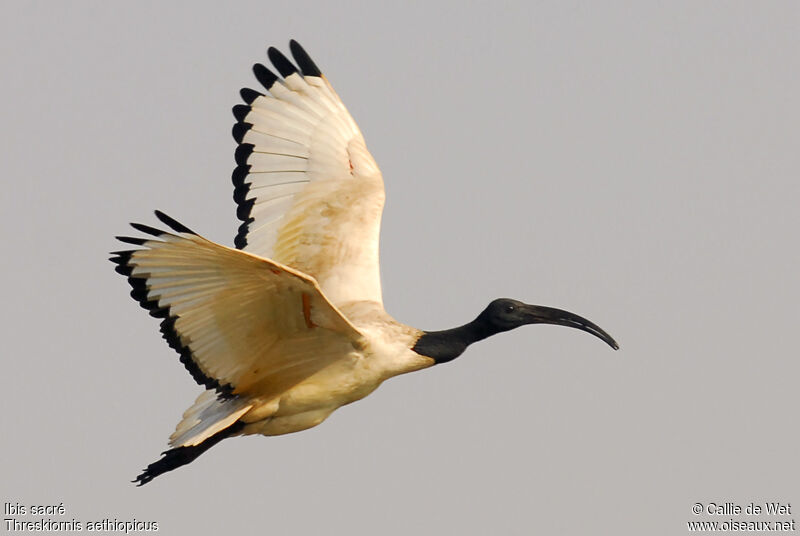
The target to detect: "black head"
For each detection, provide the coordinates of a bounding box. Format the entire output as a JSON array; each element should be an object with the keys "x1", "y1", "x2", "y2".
[
  {"x1": 477, "y1": 298, "x2": 619, "y2": 350},
  {"x1": 412, "y1": 298, "x2": 618, "y2": 364}
]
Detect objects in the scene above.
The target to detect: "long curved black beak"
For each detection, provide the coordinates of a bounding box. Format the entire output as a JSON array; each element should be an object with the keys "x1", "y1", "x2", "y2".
[{"x1": 522, "y1": 304, "x2": 619, "y2": 350}]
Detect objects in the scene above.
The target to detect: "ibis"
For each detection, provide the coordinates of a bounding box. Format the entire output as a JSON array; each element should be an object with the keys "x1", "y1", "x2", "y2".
[{"x1": 111, "y1": 40, "x2": 618, "y2": 486}]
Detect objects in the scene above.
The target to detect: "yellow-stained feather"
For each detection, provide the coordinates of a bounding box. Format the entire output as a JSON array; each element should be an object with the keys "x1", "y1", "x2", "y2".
[{"x1": 127, "y1": 231, "x2": 363, "y2": 399}]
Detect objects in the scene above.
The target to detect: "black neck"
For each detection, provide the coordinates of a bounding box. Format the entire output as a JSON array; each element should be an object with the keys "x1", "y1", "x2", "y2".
[{"x1": 412, "y1": 318, "x2": 495, "y2": 364}]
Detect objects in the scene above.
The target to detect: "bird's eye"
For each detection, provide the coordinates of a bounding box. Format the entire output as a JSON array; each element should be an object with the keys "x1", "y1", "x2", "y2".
[{"x1": 505, "y1": 305, "x2": 515, "y2": 314}]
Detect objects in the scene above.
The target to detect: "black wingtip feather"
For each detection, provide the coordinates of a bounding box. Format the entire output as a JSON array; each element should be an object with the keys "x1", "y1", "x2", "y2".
[
  {"x1": 109, "y1": 251, "x2": 134, "y2": 274},
  {"x1": 235, "y1": 143, "x2": 254, "y2": 166},
  {"x1": 116, "y1": 236, "x2": 148, "y2": 246},
  {"x1": 130, "y1": 222, "x2": 164, "y2": 237},
  {"x1": 289, "y1": 40, "x2": 322, "y2": 77},
  {"x1": 231, "y1": 122, "x2": 252, "y2": 143},
  {"x1": 232, "y1": 104, "x2": 250, "y2": 122},
  {"x1": 236, "y1": 198, "x2": 255, "y2": 221},
  {"x1": 233, "y1": 181, "x2": 250, "y2": 205},
  {"x1": 133, "y1": 421, "x2": 245, "y2": 486},
  {"x1": 268, "y1": 47, "x2": 299, "y2": 78},
  {"x1": 231, "y1": 165, "x2": 250, "y2": 187},
  {"x1": 158, "y1": 316, "x2": 234, "y2": 395},
  {"x1": 154, "y1": 210, "x2": 196, "y2": 235},
  {"x1": 234, "y1": 219, "x2": 252, "y2": 250},
  {"x1": 253, "y1": 63, "x2": 278, "y2": 90},
  {"x1": 239, "y1": 87, "x2": 263, "y2": 104},
  {"x1": 232, "y1": 164, "x2": 253, "y2": 218}
]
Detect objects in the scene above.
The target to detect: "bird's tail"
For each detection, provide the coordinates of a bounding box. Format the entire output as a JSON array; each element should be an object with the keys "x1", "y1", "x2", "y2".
[
  {"x1": 133, "y1": 420, "x2": 245, "y2": 486},
  {"x1": 169, "y1": 389, "x2": 252, "y2": 448}
]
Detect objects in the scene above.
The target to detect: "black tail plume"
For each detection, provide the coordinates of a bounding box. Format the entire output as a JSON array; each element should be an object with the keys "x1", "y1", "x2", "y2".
[{"x1": 133, "y1": 421, "x2": 245, "y2": 486}]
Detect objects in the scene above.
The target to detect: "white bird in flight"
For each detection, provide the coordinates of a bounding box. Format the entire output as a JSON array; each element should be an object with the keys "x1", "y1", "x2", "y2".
[{"x1": 111, "y1": 40, "x2": 618, "y2": 485}]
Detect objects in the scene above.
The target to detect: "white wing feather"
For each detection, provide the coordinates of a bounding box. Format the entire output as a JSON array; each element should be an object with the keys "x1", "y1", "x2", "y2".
[
  {"x1": 112, "y1": 215, "x2": 363, "y2": 402},
  {"x1": 232, "y1": 42, "x2": 384, "y2": 307}
]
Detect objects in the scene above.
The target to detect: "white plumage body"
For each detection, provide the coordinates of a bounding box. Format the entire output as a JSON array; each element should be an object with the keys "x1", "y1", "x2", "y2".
[
  {"x1": 122, "y1": 228, "x2": 434, "y2": 450},
  {"x1": 240, "y1": 307, "x2": 432, "y2": 438},
  {"x1": 112, "y1": 41, "x2": 436, "y2": 463},
  {"x1": 240, "y1": 302, "x2": 433, "y2": 436}
]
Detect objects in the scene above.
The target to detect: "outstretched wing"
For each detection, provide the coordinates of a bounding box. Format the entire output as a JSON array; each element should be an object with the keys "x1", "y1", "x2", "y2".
[
  {"x1": 232, "y1": 40, "x2": 385, "y2": 307},
  {"x1": 111, "y1": 211, "x2": 363, "y2": 401}
]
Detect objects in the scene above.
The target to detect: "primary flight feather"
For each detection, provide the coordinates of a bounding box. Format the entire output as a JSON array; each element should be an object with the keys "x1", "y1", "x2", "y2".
[{"x1": 111, "y1": 40, "x2": 618, "y2": 486}]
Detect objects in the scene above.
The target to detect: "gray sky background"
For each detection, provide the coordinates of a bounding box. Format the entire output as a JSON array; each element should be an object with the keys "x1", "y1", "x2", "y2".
[{"x1": 1, "y1": 2, "x2": 798, "y2": 534}]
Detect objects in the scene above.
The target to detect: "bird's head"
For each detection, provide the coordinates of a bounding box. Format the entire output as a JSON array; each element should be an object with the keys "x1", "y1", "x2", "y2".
[
  {"x1": 477, "y1": 298, "x2": 619, "y2": 350},
  {"x1": 412, "y1": 298, "x2": 618, "y2": 363}
]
